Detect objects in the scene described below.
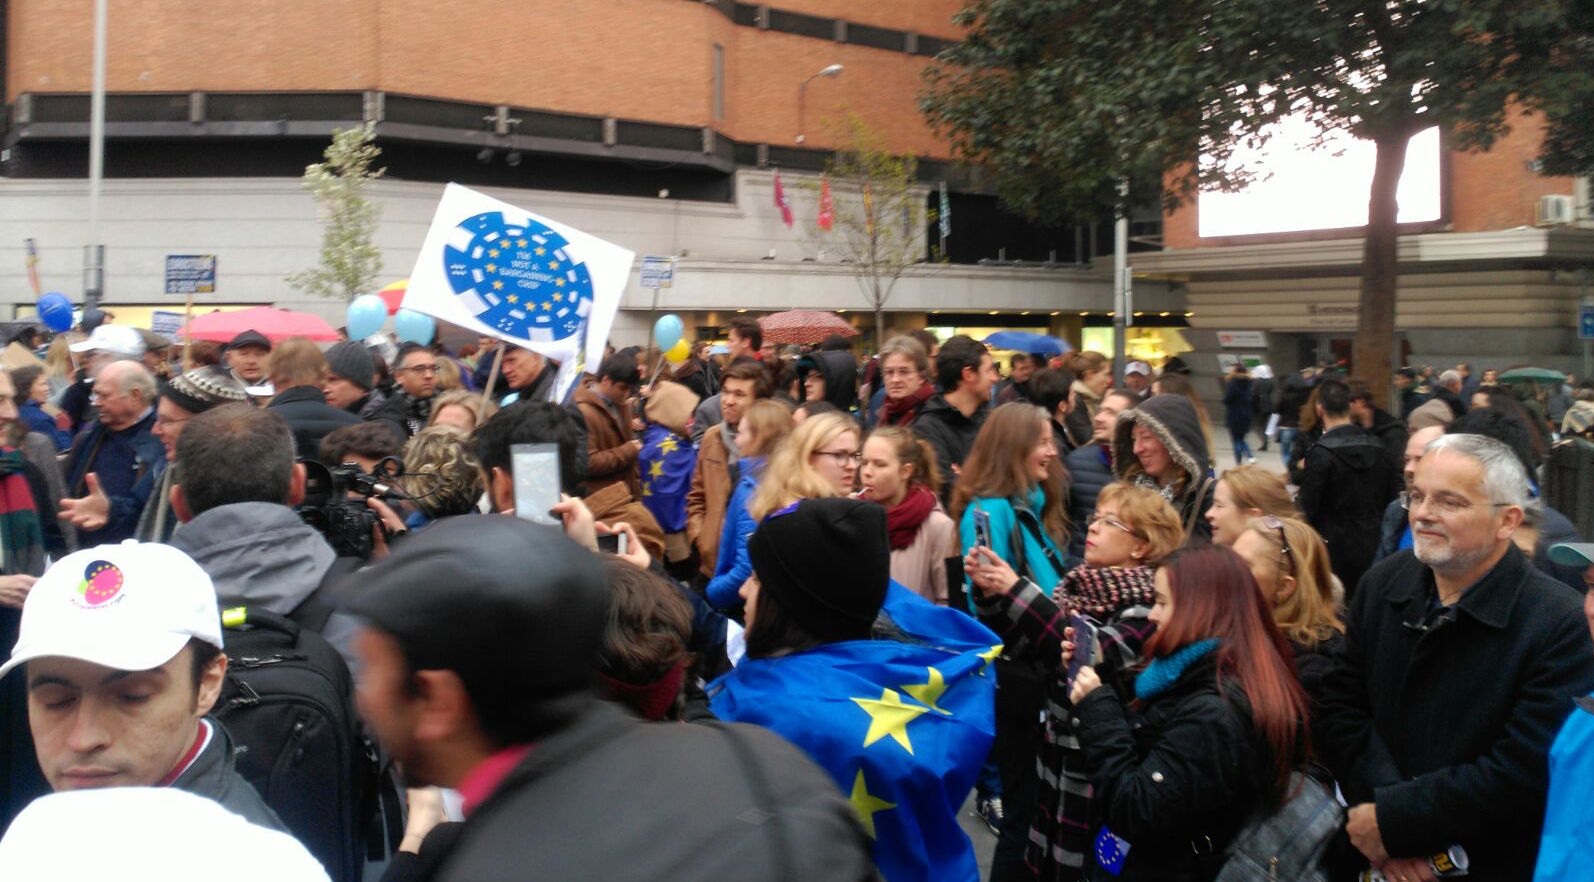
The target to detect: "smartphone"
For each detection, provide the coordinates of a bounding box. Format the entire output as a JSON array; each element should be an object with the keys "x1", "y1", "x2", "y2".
[
  {"x1": 973, "y1": 508, "x2": 992, "y2": 549},
  {"x1": 596, "y1": 532, "x2": 629, "y2": 555},
  {"x1": 511, "y1": 443, "x2": 561, "y2": 526},
  {"x1": 1065, "y1": 613, "x2": 1099, "y2": 689}
]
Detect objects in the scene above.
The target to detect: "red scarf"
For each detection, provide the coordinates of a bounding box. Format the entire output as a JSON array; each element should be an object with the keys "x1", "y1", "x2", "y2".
[
  {"x1": 885, "y1": 485, "x2": 938, "y2": 551},
  {"x1": 879, "y1": 383, "x2": 933, "y2": 426},
  {"x1": 597, "y1": 660, "x2": 688, "y2": 721}
]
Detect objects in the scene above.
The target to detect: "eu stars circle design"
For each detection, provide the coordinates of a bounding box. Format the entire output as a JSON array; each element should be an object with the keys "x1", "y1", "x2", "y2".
[{"x1": 443, "y1": 212, "x2": 594, "y2": 342}]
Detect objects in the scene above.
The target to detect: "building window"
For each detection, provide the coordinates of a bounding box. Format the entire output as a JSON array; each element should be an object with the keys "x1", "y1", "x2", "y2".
[{"x1": 713, "y1": 44, "x2": 725, "y2": 121}]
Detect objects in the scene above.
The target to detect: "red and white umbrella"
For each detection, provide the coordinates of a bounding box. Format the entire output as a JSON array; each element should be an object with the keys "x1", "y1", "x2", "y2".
[
  {"x1": 180, "y1": 306, "x2": 340, "y2": 343},
  {"x1": 759, "y1": 310, "x2": 859, "y2": 345}
]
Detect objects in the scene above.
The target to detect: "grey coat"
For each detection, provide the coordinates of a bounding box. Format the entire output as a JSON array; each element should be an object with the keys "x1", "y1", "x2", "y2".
[{"x1": 174, "y1": 719, "x2": 286, "y2": 833}]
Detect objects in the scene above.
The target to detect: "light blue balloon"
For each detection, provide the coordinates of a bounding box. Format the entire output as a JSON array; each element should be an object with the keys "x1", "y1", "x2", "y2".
[
  {"x1": 653, "y1": 314, "x2": 684, "y2": 351},
  {"x1": 394, "y1": 309, "x2": 437, "y2": 345},
  {"x1": 37, "y1": 292, "x2": 74, "y2": 333},
  {"x1": 346, "y1": 294, "x2": 387, "y2": 340}
]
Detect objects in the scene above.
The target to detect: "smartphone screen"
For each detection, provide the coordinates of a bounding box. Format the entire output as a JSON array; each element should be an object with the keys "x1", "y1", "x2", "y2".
[
  {"x1": 511, "y1": 443, "x2": 561, "y2": 525},
  {"x1": 973, "y1": 509, "x2": 992, "y2": 549},
  {"x1": 596, "y1": 532, "x2": 629, "y2": 555},
  {"x1": 1065, "y1": 613, "x2": 1098, "y2": 689}
]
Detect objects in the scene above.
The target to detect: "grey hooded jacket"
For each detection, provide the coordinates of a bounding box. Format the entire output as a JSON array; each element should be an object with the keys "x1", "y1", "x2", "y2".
[
  {"x1": 1111, "y1": 393, "x2": 1215, "y2": 545},
  {"x1": 169, "y1": 502, "x2": 361, "y2": 672}
]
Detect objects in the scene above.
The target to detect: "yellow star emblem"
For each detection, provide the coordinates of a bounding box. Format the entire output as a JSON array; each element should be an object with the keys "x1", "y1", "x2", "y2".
[
  {"x1": 849, "y1": 770, "x2": 896, "y2": 839},
  {"x1": 517, "y1": 238, "x2": 528, "y2": 248},
  {"x1": 488, "y1": 248, "x2": 500, "y2": 258},
  {"x1": 506, "y1": 294, "x2": 518, "y2": 304},
  {"x1": 492, "y1": 280, "x2": 504, "y2": 290},
  {"x1": 642, "y1": 483, "x2": 653, "y2": 497},
  {"x1": 977, "y1": 644, "x2": 1004, "y2": 676},
  {"x1": 649, "y1": 461, "x2": 664, "y2": 479},
  {"x1": 852, "y1": 688, "x2": 927, "y2": 754},
  {"x1": 902, "y1": 667, "x2": 952, "y2": 715},
  {"x1": 541, "y1": 302, "x2": 553, "y2": 312},
  {"x1": 534, "y1": 246, "x2": 546, "y2": 256},
  {"x1": 555, "y1": 278, "x2": 566, "y2": 287},
  {"x1": 658, "y1": 436, "x2": 679, "y2": 454},
  {"x1": 485, "y1": 263, "x2": 497, "y2": 273},
  {"x1": 548, "y1": 260, "x2": 560, "y2": 270}
]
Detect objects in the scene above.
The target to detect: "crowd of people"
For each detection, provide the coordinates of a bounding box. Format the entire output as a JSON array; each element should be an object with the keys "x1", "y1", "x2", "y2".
[{"x1": 0, "y1": 314, "x2": 1591, "y2": 882}]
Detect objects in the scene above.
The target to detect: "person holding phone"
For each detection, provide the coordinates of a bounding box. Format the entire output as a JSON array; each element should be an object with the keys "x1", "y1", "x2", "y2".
[
  {"x1": 1066, "y1": 546, "x2": 1310, "y2": 882},
  {"x1": 965, "y1": 483, "x2": 1183, "y2": 881}
]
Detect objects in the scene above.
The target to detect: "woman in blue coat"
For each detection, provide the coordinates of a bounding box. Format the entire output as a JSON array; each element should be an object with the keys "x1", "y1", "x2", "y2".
[{"x1": 703, "y1": 400, "x2": 793, "y2": 612}]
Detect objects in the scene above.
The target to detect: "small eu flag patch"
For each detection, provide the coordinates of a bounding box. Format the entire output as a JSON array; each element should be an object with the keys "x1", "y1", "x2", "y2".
[{"x1": 1095, "y1": 824, "x2": 1131, "y2": 876}]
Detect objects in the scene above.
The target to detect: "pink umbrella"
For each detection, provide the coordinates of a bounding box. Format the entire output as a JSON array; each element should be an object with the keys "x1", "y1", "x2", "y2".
[
  {"x1": 181, "y1": 306, "x2": 341, "y2": 343},
  {"x1": 758, "y1": 310, "x2": 860, "y2": 345}
]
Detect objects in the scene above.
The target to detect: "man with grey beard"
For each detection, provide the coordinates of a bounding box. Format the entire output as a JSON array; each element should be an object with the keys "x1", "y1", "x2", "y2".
[{"x1": 1318, "y1": 433, "x2": 1594, "y2": 882}]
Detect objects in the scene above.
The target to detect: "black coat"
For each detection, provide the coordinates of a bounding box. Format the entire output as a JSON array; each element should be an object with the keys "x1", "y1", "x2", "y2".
[
  {"x1": 1074, "y1": 654, "x2": 1269, "y2": 882},
  {"x1": 1277, "y1": 373, "x2": 1314, "y2": 429},
  {"x1": 1363, "y1": 407, "x2": 1408, "y2": 479},
  {"x1": 1317, "y1": 547, "x2": 1594, "y2": 881},
  {"x1": 409, "y1": 701, "x2": 873, "y2": 882},
  {"x1": 1065, "y1": 442, "x2": 1115, "y2": 558},
  {"x1": 366, "y1": 389, "x2": 432, "y2": 442},
  {"x1": 1222, "y1": 377, "x2": 1254, "y2": 434},
  {"x1": 1294, "y1": 424, "x2": 1398, "y2": 594},
  {"x1": 913, "y1": 394, "x2": 989, "y2": 498},
  {"x1": 268, "y1": 386, "x2": 361, "y2": 462}
]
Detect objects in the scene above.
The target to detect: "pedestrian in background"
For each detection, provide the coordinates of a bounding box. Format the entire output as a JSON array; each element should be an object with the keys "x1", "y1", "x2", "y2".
[{"x1": 1222, "y1": 362, "x2": 1256, "y2": 465}]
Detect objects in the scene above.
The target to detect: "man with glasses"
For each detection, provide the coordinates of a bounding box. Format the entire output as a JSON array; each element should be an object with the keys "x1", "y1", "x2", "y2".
[
  {"x1": 368, "y1": 344, "x2": 438, "y2": 441},
  {"x1": 59, "y1": 361, "x2": 163, "y2": 546},
  {"x1": 1319, "y1": 433, "x2": 1594, "y2": 882}
]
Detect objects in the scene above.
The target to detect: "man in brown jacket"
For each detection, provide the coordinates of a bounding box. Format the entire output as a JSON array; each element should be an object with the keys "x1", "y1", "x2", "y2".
[
  {"x1": 686, "y1": 360, "x2": 769, "y2": 582},
  {"x1": 572, "y1": 353, "x2": 642, "y2": 498}
]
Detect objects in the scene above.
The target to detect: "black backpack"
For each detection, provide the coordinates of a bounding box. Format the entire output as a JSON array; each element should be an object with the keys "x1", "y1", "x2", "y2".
[{"x1": 213, "y1": 560, "x2": 396, "y2": 882}]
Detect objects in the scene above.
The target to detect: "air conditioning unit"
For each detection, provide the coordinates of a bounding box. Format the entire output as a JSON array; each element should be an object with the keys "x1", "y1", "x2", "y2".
[{"x1": 1536, "y1": 194, "x2": 1576, "y2": 227}]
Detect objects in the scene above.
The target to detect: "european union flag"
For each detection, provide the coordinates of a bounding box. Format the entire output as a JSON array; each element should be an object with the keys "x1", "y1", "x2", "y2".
[
  {"x1": 709, "y1": 583, "x2": 999, "y2": 882},
  {"x1": 638, "y1": 423, "x2": 695, "y2": 533}
]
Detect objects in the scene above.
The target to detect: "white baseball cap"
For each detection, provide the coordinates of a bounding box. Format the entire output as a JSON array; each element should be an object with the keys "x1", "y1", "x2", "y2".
[
  {"x1": 69, "y1": 323, "x2": 147, "y2": 357},
  {"x1": 1125, "y1": 361, "x2": 1151, "y2": 376},
  {"x1": 0, "y1": 541, "x2": 222, "y2": 681}
]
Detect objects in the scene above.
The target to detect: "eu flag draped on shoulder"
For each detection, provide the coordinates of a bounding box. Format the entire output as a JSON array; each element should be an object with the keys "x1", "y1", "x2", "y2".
[
  {"x1": 638, "y1": 422, "x2": 694, "y2": 533},
  {"x1": 708, "y1": 497, "x2": 998, "y2": 882},
  {"x1": 398, "y1": 183, "x2": 635, "y2": 402}
]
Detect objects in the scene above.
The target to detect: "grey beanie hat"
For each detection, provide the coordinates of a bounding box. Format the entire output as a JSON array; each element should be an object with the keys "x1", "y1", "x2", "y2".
[{"x1": 324, "y1": 341, "x2": 377, "y2": 391}]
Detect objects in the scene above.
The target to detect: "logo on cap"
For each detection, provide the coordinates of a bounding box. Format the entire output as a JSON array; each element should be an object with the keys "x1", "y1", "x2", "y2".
[{"x1": 76, "y1": 560, "x2": 125, "y2": 608}]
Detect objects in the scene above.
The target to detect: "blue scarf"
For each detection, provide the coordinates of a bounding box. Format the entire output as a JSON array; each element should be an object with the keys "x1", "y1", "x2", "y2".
[{"x1": 1134, "y1": 638, "x2": 1220, "y2": 701}]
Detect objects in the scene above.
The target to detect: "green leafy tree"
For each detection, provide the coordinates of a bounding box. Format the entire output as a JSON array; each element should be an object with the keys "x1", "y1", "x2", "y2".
[
  {"x1": 815, "y1": 116, "x2": 925, "y2": 345},
  {"x1": 288, "y1": 122, "x2": 385, "y2": 300},
  {"x1": 922, "y1": 0, "x2": 1594, "y2": 406}
]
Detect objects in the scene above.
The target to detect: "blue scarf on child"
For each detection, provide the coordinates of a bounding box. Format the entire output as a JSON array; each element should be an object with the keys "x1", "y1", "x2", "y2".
[{"x1": 1134, "y1": 638, "x2": 1220, "y2": 701}]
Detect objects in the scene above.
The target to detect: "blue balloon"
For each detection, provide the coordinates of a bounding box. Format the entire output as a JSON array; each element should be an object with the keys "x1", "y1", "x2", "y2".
[
  {"x1": 394, "y1": 309, "x2": 437, "y2": 345},
  {"x1": 653, "y1": 314, "x2": 684, "y2": 351},
  {"x1": 346, "y1": 294, "x2": 387, "y2": 340},
  {"x1": 37, "y1": 292, "x2": 73, "y2": 333}
]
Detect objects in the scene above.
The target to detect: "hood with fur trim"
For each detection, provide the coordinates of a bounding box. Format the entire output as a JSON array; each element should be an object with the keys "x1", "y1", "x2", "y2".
[{"x1": 1111, "y1": 393, "x2": 1210, "y2": 486}]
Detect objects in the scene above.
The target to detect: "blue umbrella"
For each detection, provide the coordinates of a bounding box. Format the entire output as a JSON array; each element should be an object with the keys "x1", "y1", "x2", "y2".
[{"x1": 982, "y1": 330, "x2": 1072, "y2": 357}]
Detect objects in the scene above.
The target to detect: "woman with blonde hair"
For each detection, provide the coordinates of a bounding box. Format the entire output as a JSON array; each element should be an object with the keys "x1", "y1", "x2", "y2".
[
  {"x1": 1062, "y1": 351, "x2": 1110, "y2": 448},
  {"x1": 1204, "y1": 464, "x2": 1298, "y2": 546},
  {"x1": 967, "y1": 482, "x2": 1181, "y2": 879},
  {"x1": 426, "y1": 389, "x2": 499, "y2": 433},
  {"x1": 432, "y1": 356, "x2": 463, "y2": 393},
  {"x1": 1230, "y1": 514, "x2": 1344, "y2": 706},
  {"x1": 747, "y1": 411, "x2": 859, "y2": 519},
  {"x1": 858, "y1": 426, "x2": 955, "y2": 603},
  {"x1": 705, "y1": 400, "x2": 796, "y2": 611}
]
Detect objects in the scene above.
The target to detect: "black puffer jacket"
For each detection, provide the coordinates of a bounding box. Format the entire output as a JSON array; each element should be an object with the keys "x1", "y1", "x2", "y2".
[
  {"x1": 1112, "y1": 394, "x2": 1215, "y2": 545},
  {"x1": 1293, "y1": 424, "x2": 1398, "y2": 594},
  {"x1": 1075, "y1": 653, "x2": 1270, "y2": 882},
  {"x1": 913, "y1": 393, "x2": 989, "y2": 497}
]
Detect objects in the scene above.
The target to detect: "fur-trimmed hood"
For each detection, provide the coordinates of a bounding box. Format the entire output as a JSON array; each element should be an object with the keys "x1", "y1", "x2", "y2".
[{"x1": 1111, "y1": 393, "x2": 1210, "y2": 485}]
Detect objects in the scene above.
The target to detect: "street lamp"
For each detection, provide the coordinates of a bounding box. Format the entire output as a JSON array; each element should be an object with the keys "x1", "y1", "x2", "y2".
[{"x1": 796, "y1": 64, "x2": 844, "y2": 145}]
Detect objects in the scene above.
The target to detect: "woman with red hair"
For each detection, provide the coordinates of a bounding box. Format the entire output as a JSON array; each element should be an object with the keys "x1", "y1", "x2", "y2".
[{"x1": 1067, "y1": 545, "x2": 1310, "y2": 881}]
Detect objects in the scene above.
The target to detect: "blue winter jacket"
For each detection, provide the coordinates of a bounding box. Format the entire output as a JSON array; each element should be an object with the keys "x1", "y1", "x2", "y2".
[
  {"x1": 705, "y1": 456, "x2": 766, "y2": 611},
  {"x1": 1534, "y1": 696, "x2": 1594, "y2": 882},
  {"x1": 958, "y1": 487, "x2": 1070, "y2": 615},
  {"x1": 20, "y1": 402, "x2": 70, "y2": 451}
]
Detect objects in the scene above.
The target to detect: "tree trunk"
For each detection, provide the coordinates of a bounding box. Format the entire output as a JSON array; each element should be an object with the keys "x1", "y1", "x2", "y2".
[
  {"x1": 1353, "y1": 130, "x2": 1411, "y2": 411},
  {"x1": 874, "y1": 301, "x2": 886, "y2": 354}
]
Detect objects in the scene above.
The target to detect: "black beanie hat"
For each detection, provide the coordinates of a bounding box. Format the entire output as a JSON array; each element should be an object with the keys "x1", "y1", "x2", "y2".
[
  {"x1": 747, "y1": 497, "x2": 889, "y2": 643},
  {"x1": 324, "y1": 341, "x2": 377, "y2": 391}
]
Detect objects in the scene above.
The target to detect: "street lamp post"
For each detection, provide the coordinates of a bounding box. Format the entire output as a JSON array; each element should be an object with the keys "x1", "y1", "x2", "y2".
[{"x1": 795, "y1": 64, "x2": 844, "y2": 144}]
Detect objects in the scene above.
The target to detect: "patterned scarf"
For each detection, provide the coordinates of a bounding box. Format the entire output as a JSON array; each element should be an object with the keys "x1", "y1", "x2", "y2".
[
  {"x1": 0, "y1": 448, "x2": 44, "y2": 576},
  {"x1": 1057, "y1": 564, "x2": 1156, "y2": 619},
  {"x1": 1135, "y1": 638, "x2": 1220, "y2": 701}
]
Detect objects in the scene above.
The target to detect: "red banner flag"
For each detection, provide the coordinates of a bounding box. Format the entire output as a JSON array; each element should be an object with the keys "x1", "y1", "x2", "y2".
[
  {"x1": 817, "y1": 175, "x2": 834, "y2": 231},
  {"x1": 773, "y1": 171, "x2": 794, "y2": 228}
]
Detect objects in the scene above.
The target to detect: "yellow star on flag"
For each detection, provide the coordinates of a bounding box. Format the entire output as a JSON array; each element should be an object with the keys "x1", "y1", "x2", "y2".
[
  {"x1": 534, "y1": 246, "x2": 546, "y2": 256},
  {"x1": 506, "y1": 294, "x2": 518, "y2": 304},
  {"x1": 642, "y1": 483, "x2": 653, "y2": 497},
  {"x1": 555, "y1": 279, "x2": 566, "y2": 287},
  {"x1": 485, "y1": 263, "x2": 497, "y2": 273},
  {"x1": 658, "y1": 436, "x2": 679, "y2": 454},
  {"x1": 517, "y1": 238, "x2": 528, "y2": 248},
  {"x1": 852, "y1": 688, "x2": 927, "y2": 754},
  {"x1": 541, "y1": 302, "x2": 553, "y2": 311},
  {"x1": 977, "y1": 644, "x2": 1004, "y2": 676},
  {"x1": 849, "y1": 770, "x2": 896, "y2": 839},
  {"x1": 649, "y1": 461, "x2": 664, "y2": 479},
  {"x1": 492, "y1": 280, "x2": 504, "y2": 290},
  {"x1": 902, "y1": 667, "x2": 952, "y2": 716},
  {"x1": 553, "y1": 292, "x2": 563, "y2": 302},
  {"x1": 548, "y1": 260, "x2": 560, "y2": 270},
  {"x1": 488, "y1": 248, "x2": 500, "y2": 258}
]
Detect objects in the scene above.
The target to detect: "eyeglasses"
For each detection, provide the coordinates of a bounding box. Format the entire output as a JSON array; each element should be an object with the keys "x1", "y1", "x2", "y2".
[
  {"x1": 1261, "y1": 514, "x2": 1293, "y2": 576},
  {"x1": 155, "y1": 413, "x2": 191, "y2": 428},
  {"x1": 815, "y1": 449, "x2": 862, "y2": 466},
  {"x1": 398, "y1": 364, "x2": 440, "y2": 375},
  {"x1": 1089, "y1": 513, "x2": 1145, "y2": 539},
  {"x1": 880, "y1": 368, "x2": 919, "y2": 379},
  {"x1": 1399, "y1": 490, "x2": 1513, "y2": 516}
]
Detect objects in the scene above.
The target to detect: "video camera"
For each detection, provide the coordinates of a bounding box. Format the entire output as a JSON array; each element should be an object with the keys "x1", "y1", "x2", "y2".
[{"x1": 297, "y1": 458, "x2": 409, "y2": 559}]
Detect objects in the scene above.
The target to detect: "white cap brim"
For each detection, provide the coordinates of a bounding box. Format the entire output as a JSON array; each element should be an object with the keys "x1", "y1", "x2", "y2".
[
  {"x1": 0, "y1": 630, "x2": 192, "y2": 682},
  {"x1": 68, "y1": 340, "x2": 99, "y2": 354}
]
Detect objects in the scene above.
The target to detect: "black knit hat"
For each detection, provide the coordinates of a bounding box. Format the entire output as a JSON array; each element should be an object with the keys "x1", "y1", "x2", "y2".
[
  {"x1": 158, "y1": 366, "x2": 249, "y2": 415},
  {"x1": 324, "y1": 341, "x2": 377, "y2": 391},
  {"x1": 747, "y1": 497, "x2": 889, "y2": 642}
]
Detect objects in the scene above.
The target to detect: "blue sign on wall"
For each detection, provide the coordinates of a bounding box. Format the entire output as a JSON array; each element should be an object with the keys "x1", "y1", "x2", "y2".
[
  {"x1": 165, "y1": 255, "x2": 216, "y2": 295},
  {"x1": 1581, "y1": 304, "x2": 1594, "y2": 341}
]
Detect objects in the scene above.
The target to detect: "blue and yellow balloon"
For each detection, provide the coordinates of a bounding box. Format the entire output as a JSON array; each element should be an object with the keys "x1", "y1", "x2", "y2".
[
  {"x1": 37, "y1": 292, "x2": 73, "y2": 333},
  {"x1": 394, "y1": 309, "x2": 436, "y2": 345},
  {"x1": 346, "y1": 294, "x2": 387, "y2": 340},
  {"x1": 653, "y1": 314, "x2": 684, "y2": 351}
]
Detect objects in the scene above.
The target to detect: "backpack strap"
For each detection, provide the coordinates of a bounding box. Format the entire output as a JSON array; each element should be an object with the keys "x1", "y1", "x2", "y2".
[
  {"x1": 288, "y1": 556, "x2": 365, "y2": 633},
  {"x1": 707, "y1": 722, "x2": 797, "y2": 882}
]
